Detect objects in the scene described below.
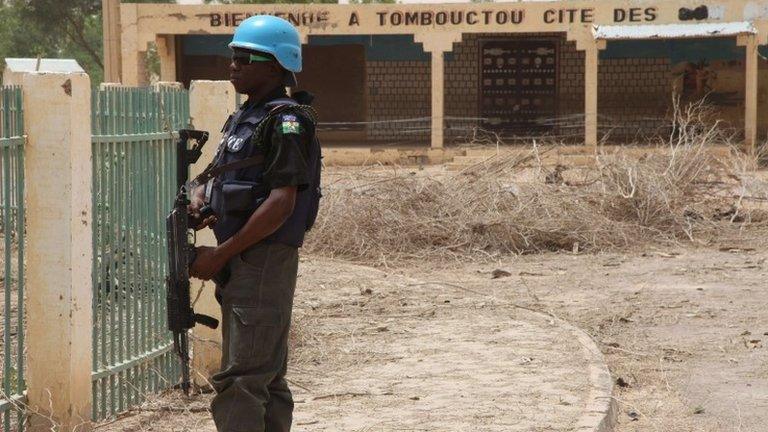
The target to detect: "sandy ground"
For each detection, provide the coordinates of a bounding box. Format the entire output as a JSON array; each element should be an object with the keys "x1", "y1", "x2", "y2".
[
  {"x1": 412, "y1": 248, "x2": 768, "y2": 432},
  {"x1": 287, "y1": 261, "x2": 598, "y2": 432},
  {"x1": 96, "y1": 246, "x2": 767, "y2": 432},
  {"x1": 98, "y1": 258, "x2": 598, "y2": 432},
  {"x1": 94, "y1": 157, "x2": 768, "y2": 431}
]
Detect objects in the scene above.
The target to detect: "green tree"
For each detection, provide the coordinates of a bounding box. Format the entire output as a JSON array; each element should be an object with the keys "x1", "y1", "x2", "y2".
[
  {"x1": 0, "y1": 0, "x2": 174, "y2": 85},
  {"x1": 347, "y1": 0, "x2": 395, "y2": 4},
  {"x1": 204, "y1": 0, "x2": 339, "y2": 4},
  {"x1": 15, "y1": 1, "x2": 103, "y2": 67},
  {"x1": 0, "y1": 3, "x2": 52, "y2": 61}
]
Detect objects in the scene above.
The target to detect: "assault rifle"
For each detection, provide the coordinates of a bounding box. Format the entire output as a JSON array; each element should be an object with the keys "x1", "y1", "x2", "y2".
[{"x1": 166, "y1": 129, "x2": 219, "y2": 395}]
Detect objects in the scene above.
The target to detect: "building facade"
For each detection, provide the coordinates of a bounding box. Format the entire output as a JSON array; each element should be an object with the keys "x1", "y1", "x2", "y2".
[{"x1": 106, "y1": 0, "x2": 768, "y2": 148}]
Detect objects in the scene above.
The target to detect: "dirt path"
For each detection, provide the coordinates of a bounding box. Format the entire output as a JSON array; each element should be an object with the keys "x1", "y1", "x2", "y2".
[
  {"x1": 410, "y1": 248, "x2": 768, "y2": 432},
  {"x1": 97, "y1": 248, "x2": 767, "y2": 432},
  {"x1": 289, "y1": 261, "x2": 607, "y2": 431}
]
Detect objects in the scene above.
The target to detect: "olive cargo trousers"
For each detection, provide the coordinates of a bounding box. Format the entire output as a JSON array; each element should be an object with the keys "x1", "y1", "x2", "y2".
[{"x1": 211, "y1": 242, "x2": 298, "y2": 432}]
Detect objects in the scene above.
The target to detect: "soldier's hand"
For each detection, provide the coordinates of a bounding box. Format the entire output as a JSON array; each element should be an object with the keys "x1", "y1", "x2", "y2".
[
  {"x1": 188, "y1": 198, "x2": 217, "y2": 231},
  {"x1": 190, "y1": 246, "x2": 226, "y2": 281},
  {"x1": 195, "y1": 214, "x2": 218, "y2": 231},
  {"x1": 188, "y1": 193, "x2": 205, "y2": 214},
  {"x1": 190, "y1": 211, "x2": 218, "y2": 231},
  {"x1": 188, "y1": 184, "x2": 206, "y2": 211}
]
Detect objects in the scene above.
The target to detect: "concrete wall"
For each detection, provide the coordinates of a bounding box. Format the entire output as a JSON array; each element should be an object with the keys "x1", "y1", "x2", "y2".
[
  {"x1": 441, "y1": 34, "x2": 765, "y2": 143},
  {"x1": 164, "y1": 32, "x2": 768, "y2": 144},
  {"x1": 188, "y1": 81, "x2": 237, "y2": 387},
  {"x1": 441, "y1": 33, "x2": 671, "y2": 142},
  {"x1": 119, "y1": 0, "x2": 768, "y2": 147},
  {"x1": 366, "y1": 60, "x2": 431, "y2": 141},
  {"x1": 445, "y1": 33, "x2": 480, "y2": 136},
  {"x1": 598, "y1": 57, "x2": 672, "y2": 138},
  {"x1": 300, "y1": 44, "x2": 368, "y2": 124}
]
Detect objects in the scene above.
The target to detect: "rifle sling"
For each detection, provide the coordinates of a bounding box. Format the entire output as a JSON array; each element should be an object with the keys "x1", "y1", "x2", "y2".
[{"x1": 193, "y1": 154, "x2": 265, "y2": 186}]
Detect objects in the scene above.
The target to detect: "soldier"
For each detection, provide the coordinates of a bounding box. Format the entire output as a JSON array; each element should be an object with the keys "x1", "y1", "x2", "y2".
[{"x1": 188, "y1": 15, "x2": 321, "y2": 432}]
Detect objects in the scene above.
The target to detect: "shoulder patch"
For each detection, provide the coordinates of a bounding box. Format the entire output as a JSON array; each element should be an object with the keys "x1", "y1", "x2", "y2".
[{"x1": 280, "y1": 114, "x2": 302, "y2": 135}]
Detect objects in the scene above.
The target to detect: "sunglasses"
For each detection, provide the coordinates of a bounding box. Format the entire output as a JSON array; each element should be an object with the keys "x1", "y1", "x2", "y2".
[{"x1": 231, "y1": 52, "x2": 275, "y2": 66}]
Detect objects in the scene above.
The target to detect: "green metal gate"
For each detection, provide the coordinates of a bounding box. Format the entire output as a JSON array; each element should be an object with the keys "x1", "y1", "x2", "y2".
[
  {"x1": 91, "y1": 86, "x2": 190, "y2": 421},
  {"x1": 0, "y1": 86, "x2": 26, "y2": 432}
]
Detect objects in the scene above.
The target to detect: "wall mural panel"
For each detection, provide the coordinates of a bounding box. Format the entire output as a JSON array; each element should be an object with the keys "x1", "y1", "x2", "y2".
[{"x1": 479, "y1": 39, "x2": 558, "y2": 134}]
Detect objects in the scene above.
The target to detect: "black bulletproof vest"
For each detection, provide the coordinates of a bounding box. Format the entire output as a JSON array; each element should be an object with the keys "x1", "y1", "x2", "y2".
[{"x1": 210, "y1": 95, "x2": 320, "y2": 248}]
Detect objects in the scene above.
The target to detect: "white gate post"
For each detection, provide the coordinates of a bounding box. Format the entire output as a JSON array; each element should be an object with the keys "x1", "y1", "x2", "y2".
[{"x1": 22, "y1": 71, "x2": 93, "y2": 431}]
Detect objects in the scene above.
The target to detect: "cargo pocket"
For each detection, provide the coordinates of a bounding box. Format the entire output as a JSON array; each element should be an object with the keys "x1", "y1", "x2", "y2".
[
  {"x1": 230, "y1": 305, "x2": 282, "y2": 363},
  {"x1": 221, "y1": 180, "x2": 267, "y2": 215}
]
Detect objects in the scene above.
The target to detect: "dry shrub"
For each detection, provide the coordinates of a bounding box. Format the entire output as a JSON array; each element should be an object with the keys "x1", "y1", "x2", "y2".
[{"x1": 305, "y1": 100, "x2": 767, "y2": 265}]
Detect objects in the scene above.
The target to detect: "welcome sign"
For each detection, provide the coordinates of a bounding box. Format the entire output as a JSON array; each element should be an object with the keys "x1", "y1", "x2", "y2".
[
  {"x1": 122, "y1": 0, "x2": 767, "y2": 39},
  {"x1": 208, "y1": 7, "x2": 664, "y2": 29},
  {"x1": 199, "y1": 2, "x2": 759, "y2": 32}
]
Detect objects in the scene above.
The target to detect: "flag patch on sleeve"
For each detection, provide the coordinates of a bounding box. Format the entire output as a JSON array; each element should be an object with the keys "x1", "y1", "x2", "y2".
[{"x1": 281, "y1": 114, "x2": 301, "y2": 134}]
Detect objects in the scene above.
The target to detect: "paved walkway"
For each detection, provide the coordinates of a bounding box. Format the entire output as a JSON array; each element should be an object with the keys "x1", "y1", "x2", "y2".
[{"x1": 289, "y1": 260, "x2": 614, "y2": 431}]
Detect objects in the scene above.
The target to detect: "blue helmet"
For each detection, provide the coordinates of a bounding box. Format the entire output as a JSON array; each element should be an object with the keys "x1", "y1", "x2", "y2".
[{"x1": 229, "y1": 15, "x2": 302, "y2": 74}]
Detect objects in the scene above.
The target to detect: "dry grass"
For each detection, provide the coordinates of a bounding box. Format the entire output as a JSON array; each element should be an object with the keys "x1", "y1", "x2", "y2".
[{"x1": 305, "y1": 100, "x2": 768, "y2": 265}]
